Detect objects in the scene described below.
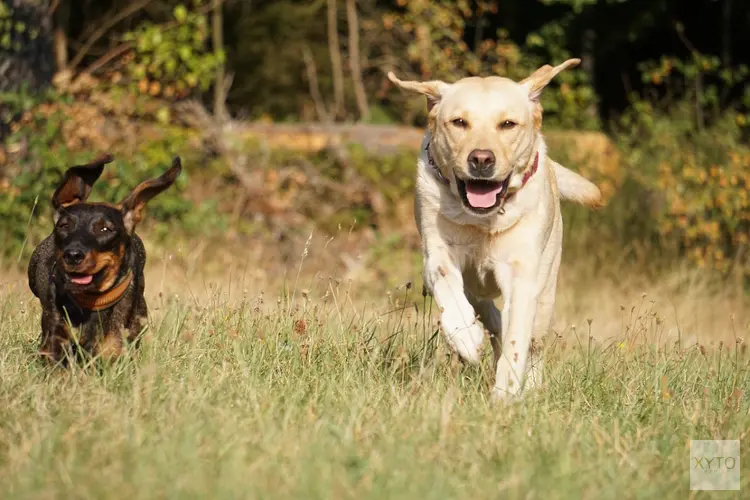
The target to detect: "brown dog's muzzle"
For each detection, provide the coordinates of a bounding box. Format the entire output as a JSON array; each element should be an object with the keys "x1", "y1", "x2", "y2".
[
  {"x1": 59, "y1": 247, "x2": 109, "y2": 286},
  {"x1": 62, "y1": 246, "x2": 86, "y2": 267}
]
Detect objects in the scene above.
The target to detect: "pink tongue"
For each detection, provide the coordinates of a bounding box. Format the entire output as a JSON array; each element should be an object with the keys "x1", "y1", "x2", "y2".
[
  {"x1": 71, "y1": 275, "x2": 93, "y2": 285},
  {"x1": 466, "y1": 183, "x2": 503, "y2": 208}
]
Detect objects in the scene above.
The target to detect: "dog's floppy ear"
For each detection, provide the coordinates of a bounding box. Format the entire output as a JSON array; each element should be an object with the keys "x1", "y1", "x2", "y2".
[
  {"x1": 387, "y1": 71, "x2": 451, "y2": 112},
  {"x1": 521, "y1": 58, "x2": 580, "y2": 102},
  {"x1": 52, "y1": 153, "x2": 114, "y2": 210},
  {"x1": 119, "y1": 157, "x2": 182, "y2": 233}
]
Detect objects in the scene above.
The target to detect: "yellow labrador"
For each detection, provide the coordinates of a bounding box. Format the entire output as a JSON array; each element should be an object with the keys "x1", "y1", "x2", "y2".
[{"x1": 388, "y1": 59, "x2": 603, "y2": 400}]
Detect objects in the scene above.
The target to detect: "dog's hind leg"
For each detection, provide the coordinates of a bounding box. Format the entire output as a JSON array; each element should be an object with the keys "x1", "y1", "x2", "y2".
[
  {"x1": 39, "y1": 310, "x2": 72, "y2": 364},
  {"x1": 525, "y1": 295, "x2": 555, "y2": 392},
  {"x1": 525, "y1": 251, "x2": 561, "y2": 392},
  {"x1": 491, "y1": 261, "x2": 542, "y2": 401}
]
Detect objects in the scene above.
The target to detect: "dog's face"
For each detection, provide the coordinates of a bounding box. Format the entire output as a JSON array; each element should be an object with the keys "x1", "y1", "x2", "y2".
[
  {"x1": 50, "y1": 154, "x2": 182, "y2": 293},
  {"x1": 54, "y1": 203, "x2": 130, "y2": 292},
  {"x1": 389, "y1": 59, "x2": 580, "y2": 217},
  {"x1": 430, "y1": 77, "x2": 535, "y2": 215}
]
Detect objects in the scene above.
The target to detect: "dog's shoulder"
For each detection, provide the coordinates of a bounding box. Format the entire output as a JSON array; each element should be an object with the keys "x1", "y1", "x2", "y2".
[
  {"x1": 126, "y1": 232, "x2": 148, "y2": 297},
  {"x1": 130, "y1": 232, "x2": 147, "y2": 270},
  {"x1": 27, "y1": 234, "x2": 56, "y2": 299}
]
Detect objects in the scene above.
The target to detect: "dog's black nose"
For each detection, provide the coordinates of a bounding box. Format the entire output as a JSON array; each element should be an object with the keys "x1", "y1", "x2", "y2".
[
  {"x1": 63, "y1": 248, "x2": 85, "y2": 266},
  {"x1": 467, "y1": 149, "x2": 496, "y2": 178}
]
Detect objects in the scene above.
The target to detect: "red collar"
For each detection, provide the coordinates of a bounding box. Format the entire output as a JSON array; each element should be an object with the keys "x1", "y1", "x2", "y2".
[
  {"x1": 426, "y1": 143, "x2": 539, "y2": 191},
  {"x1": 521, "y1": 152, "x2": 539, "y2": 187}
]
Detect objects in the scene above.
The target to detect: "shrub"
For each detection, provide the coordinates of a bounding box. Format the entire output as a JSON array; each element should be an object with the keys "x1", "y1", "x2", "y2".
[
  {"x1": 121, "y1": 0, "x2": 224, "y2": 103},
  {"x1": 383, "y1": 0, "x2": 598, "y2": 130},
  {"x1": 615, "y1": 54, "x2": 750, "y2": 277},
  {"x1": 0, "y1": 89, "x2": 219, "y2": 262}
]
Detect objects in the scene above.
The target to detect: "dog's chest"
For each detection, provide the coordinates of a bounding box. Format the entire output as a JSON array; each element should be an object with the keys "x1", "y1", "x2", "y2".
[
  {"x1": 449, "y1": 237, "x2": 505, "y2": 299},
  {"x1": 461, "y1": 258, "x2": 502, "y2": 299}
]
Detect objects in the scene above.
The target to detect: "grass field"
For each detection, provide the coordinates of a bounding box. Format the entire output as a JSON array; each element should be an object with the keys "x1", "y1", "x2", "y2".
[{"x1": 0, "y1": 240, "x2": 749, "y2": 499}]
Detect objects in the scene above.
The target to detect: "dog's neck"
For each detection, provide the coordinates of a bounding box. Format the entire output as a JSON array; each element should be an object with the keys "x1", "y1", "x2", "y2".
[
  {"x1": 67, "y1": 271, "x2": 133, "y2": 312},
  {"x1": 519, "y1": 151, "x2": 539, "y2": 188},
  {"x1": 425, "y1": 142, "x2": 450, "y2": 186}
]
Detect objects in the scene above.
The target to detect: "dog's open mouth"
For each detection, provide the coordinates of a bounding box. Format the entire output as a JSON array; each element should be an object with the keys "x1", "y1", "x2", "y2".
[
  {"x1": 65, "y1": 268, "x2": 107, "y2": 287},
  {"x1": 456, "y1": 176, "x2": 511, "y2": 212},
  {"x1": 68, "y1": 272, "x2": 94, "y2": 286}
]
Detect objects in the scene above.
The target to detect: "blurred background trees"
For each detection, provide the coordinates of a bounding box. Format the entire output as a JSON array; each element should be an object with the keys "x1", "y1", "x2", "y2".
[
  {"x1": 1, "y1": 0, "x2": 748, "y2": 279},
  {"x1": 2, "y1": 0, "x2": 746, "y2": 127},
  {"x1": 0, "y1": 0, "x2": 54, "y2": 93}
]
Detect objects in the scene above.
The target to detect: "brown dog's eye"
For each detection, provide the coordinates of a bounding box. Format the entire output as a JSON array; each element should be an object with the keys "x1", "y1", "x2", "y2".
[
  {"x1": 451, "y1": 118, "x2": 468, "y2": 128},
  {"x1": 99, "y1": 226, "x2": 112, "y2": 234},
  {"x1": 57, "y1": 222, "x2": 70, "y2": 230},
  {"x1": 499, "y1": 120, "x2": 517, "y2": 130}
]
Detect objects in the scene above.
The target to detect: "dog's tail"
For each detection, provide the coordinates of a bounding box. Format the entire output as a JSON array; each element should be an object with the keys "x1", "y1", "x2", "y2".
[{"x1": 551, "y1": 161, "x2": 604, "y2": 208}]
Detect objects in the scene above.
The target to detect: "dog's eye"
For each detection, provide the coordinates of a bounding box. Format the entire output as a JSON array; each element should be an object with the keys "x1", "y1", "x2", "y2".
[
  {"x1": 99, "y1": 226, "x2": 113, "y2": 234},
  {"x1": 451, "y1": 118, "x2": 468, "y2": 128},
  {"x1": 499, "y1": 120, "x2": 517, "y2": 130},
  {"x1": 57, "y1": 222, "x2": 70, "y2": 230}
]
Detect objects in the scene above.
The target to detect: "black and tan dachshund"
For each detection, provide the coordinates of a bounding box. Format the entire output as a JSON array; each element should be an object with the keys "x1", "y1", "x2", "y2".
[{"x1": 27, "y1": 154, "x2": 182, "y2": 363}]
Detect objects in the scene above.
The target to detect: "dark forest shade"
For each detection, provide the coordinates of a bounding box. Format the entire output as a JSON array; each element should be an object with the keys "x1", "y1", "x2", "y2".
[
  {"x1": 0, "y1": 0, "x2": 747, "y2": 125},
  {"x1": 0, "y1": 0, "x2": 55, "y2": 138},
  {"x1": 0, "y1": 0, "x2": 54, "y2": 92}
]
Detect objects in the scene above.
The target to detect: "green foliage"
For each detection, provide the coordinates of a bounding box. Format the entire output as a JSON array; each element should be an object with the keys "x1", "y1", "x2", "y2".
[
  {"x1": 323, "y1": 146, "x2": 417, "y2": 231},
  {"x1": 121, "y1": 0, "x2": 223, "y2": 101},
  {"x1": 0, "y1": 90, "x2": 226, "y2": 262},
  {"x1": 0, "y1": 0, "x2": 40, "y2": 52},
  {"x1": 525, "y1": 21, "x2": 599, "y2": 129},
  {"x1": 637, "y1": 53, "x2": 750, "y2": 120},
  {"x1": 335, "y1": 145, "x2": 416, "y2": 201},
  {"x1": 1, "y1": 0, "x2": 749, "y2": 281},
  {"x1": 228, "y1": 0, "x2": 325, "y2": 120},
  {"x1": 241, "y1": 143, "x2": 417, "y2": 234},
  {"x1": 539, "y1": 0, "x2": 599, "y2": 12},
  {"x1": 363, "y1": 104, "x2": 397, "y2": 125},
  {"x1": 615, "y1": 53, "x2": 750, "y2": 277},
  {"x1": 383, "y1": 0, "x2": 599, "y2": 129}
]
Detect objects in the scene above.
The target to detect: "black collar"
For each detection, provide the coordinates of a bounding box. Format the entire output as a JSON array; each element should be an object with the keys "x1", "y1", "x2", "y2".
[{"x1": 425, "y1": 141, "x2": 449, "y2": 186}]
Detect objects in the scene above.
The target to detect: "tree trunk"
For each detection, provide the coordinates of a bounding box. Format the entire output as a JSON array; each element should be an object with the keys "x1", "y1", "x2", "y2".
[
  {"x1": 582, "y1": 29, "x2": 598, "y2": 124},
  {"x1": 53, "y1": 0, "x2": 69, "y2": 71},
  {"x1": 0, "y1": 0, "x2": 55, "y2": 140},
  {"x1": 346, "y1": 0, "x2": 368, "y2": 121},
  {"x1": 212, "y1": 0, "x2": 228, "y2": 122},
  {"x1": 0, "y1": 0, "x2": 55, "y2": 93},
  {"x1": 327, "y1": 0, "x2": 345, "y2": 119},
  {"x1": 722, "y1": 0, "x2": 731, "y2": 67},
  {"x1": 302, "y1": 45, "x2": 331, "y2": 122}
]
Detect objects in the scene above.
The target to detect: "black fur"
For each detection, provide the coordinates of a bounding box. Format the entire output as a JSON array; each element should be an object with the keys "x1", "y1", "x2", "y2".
[{"x1": 27, "y1": 155, "x2": 181, "y2": 363}]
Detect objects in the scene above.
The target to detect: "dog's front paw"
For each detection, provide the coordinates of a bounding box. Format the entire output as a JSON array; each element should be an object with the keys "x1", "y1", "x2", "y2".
[
  {"x1": 441, "y1": 319, "x2": 485, "y2": 364},
  {"x1": 491, "y1": 357, "x2": 523, "y2": 401},
  {"x1": 491, "y1": 383, "x2": 522, "y2": 404},
  {"x1": 490, "y1": 386, "x2": 520, "y2": 404}
]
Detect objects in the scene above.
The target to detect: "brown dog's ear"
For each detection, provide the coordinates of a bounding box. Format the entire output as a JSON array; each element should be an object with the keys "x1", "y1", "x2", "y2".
[
  {"x1": 119, "y1": 157, "x2": 182, "y2": 233},
  {"x1": 521, "y1": 58, "x2": 581, "y2": 102},
  {"x1": 387, "y1": 71, "x2": 452, "y2": 112},
  {"x1": 52, "y1": 154, "x2": 114, "y2": 210}
]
